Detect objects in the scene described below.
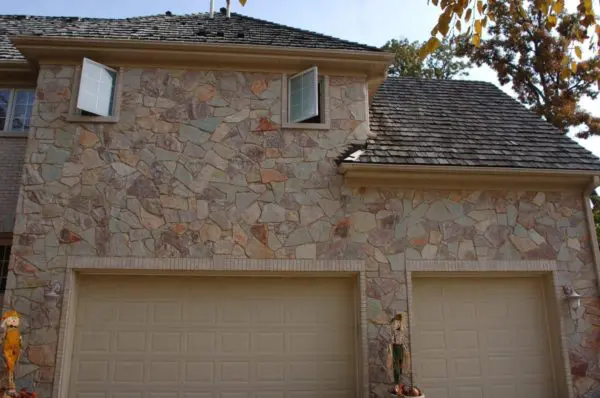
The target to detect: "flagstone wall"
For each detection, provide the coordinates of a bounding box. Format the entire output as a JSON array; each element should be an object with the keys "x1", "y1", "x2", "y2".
[{"x1": 6, "y1": 64, "x2": 599, "y2": 398}]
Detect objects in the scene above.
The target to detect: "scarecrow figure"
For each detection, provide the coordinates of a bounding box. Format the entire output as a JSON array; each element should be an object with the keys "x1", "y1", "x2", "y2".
[
  {"x1": 1, "y1": 310, "x2": 22, "y2": 397},
  {"x1": 387, "y1": 312, "x2": 410, "y2": 391}
]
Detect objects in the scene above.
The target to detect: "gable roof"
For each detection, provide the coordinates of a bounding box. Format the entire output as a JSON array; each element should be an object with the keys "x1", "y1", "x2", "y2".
[
  {"x1": 345, "y1": 77, "x2": 600, "y2": 171},
  {"x1": 0, "y1": 11, "x2": 381, "y2": 61}
]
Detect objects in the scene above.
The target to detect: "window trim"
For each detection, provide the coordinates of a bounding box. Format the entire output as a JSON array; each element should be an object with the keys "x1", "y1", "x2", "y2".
[
  {"x1": 0, "y1": 87, "x2": 36, "y2": 137},
  {"x1": 281, "y1": 73, "x2": 330, "y2": 130},
  {"x1": 66, "y1": 60, "x2": 123, "y2": 123}
]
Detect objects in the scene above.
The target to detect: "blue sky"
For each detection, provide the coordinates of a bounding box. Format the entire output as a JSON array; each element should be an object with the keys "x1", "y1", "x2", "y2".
[{"x1": 2, "y1": 0, "x2": 599, "y2": 155}]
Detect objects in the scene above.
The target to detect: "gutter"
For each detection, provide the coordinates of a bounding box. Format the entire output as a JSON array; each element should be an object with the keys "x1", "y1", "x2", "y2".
[
  {"x1": 338, "y1": 162, "x2": 600, "y2": 177},
  {"x1": 583, "y1": 176, "x2": 600, "y2": 294}
]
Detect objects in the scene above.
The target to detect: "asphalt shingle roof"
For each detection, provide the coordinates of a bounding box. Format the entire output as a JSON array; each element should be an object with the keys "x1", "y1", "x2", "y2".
[
  {"x1": 347, "y1": 77, "x2": 600, "y2": 171},
  {"x1": 0, "y1": 11, "x2": 381, "y2": 60}
]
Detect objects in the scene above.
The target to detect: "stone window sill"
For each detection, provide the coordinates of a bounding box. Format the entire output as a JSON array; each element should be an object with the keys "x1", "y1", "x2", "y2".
[
  {"x1": 65, "y1": 115, "x2": 119, "y2": 123},
  {"x1": 282, "y1": 121, "x2": 331, "y2": 130},
  {"x1": 0, "y1": 131, "x2": 29, "y2": 138}
]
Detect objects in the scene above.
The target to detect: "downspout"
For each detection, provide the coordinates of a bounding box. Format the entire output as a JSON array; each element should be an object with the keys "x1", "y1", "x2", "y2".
[{"x1": 583, "y1": 175, "x2": 600, "y2": 294}]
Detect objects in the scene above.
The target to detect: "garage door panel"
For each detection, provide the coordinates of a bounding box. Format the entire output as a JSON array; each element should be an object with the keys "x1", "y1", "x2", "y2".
[
  {"x1": 70, "y1": 276, "x2": 356, "y2": 398},
  {"x1": 413, "y1": 277, "x2": 555, "y2": 398},
  {"x1": 455, "y1": 386, "x2": 484, "y2": 398},
  {"x1": 185, "y1": 361, "x2": 215, "y2": 382},
  {"x1": 118, "y1": 302, "x2": 148, "y2": 323}
]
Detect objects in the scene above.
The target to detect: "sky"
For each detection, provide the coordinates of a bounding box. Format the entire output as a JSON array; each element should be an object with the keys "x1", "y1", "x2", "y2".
[{"x1": 2, "y1": 0, "x2": 599, "y2": 156}]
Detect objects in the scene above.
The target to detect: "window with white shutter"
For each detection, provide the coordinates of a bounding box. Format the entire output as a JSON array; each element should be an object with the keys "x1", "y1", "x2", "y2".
[
  {"x1": 288, "y1": 66, "x2": 320, "y2": 123},
  {"x1": 76, "y1": 58, "x2": 117, "y2": 117}
]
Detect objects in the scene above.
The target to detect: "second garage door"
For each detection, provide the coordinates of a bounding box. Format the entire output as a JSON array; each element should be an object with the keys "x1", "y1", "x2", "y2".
[
  {"x1": 69, "y1": 275, "x2": 357, "y2": 398},
  {"x1": 412, "y1": 277, "x2": 557, "y2": 398}
]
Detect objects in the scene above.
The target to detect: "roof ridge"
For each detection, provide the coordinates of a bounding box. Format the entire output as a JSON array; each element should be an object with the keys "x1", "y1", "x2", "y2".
[
  {"x1": 385, "y1": 76, "x2": 498, "y2": 86},
  {"x1": 227, "y1": 12, "x2": 381, "y2": 52},
  {"x1": 0, "y1": 14, "x2": 112, "y2": 21}
]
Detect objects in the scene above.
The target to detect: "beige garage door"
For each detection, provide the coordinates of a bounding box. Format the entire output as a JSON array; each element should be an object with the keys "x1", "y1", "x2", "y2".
[
  {"x1": 412, "y1": 277, "x2": 556, "y2": 398},
  {"x1": 69, "y1": 275, "x2": 357, "y2": 398}
]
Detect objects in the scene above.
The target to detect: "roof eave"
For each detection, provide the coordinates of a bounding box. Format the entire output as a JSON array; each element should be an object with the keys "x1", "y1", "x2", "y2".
[
  {"x1": 0, "y1": 59, "x2": 37, "y2": 86},
  {"x1": 339, "y1": 162, "x2": 600, "y2": 191},
  {"x1": 10, "y1": 35, "x2": 392, "y2": 92}
]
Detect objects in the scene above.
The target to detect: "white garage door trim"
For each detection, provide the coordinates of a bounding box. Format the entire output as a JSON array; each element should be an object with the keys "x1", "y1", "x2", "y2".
[
  {"x1": 407, "y1": 270, "x2": 571, "y2": 398},
  {"x1": 53, "y1": 259, "x2": 368, "y2": 398}
]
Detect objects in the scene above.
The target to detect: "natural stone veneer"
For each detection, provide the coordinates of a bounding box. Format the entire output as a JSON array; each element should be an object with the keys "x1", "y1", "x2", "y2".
[{"x1": 7, "y1": 65, "x2": 600, "y2": 397}]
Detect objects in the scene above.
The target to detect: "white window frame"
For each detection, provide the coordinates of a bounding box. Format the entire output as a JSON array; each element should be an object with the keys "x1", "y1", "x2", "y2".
[
  {"x1": 0, "y1": 88, "x2": 35, "y2": 136},
  {"x1": 67, "y1": 58, "x2": 123, "y2": 123},
  {"x1": 282, "y1": 69, "x2": 330, "y2": 130},
  {"x1": 288, "y1": 66, "x2": 319, "y2": 123}
]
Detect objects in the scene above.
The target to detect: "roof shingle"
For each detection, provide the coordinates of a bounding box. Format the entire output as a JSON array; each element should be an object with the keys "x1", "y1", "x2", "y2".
[
  {"x1": 0, "y1": 11, "x2": 381, "y2": 60},
  {"x1": 347, "y1": 77, "x2": 600, "y2": 171}
]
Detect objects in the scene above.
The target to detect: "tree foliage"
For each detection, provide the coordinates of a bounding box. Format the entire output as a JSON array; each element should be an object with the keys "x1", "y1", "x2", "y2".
[
  {"x1": 456, "y1": 1, "x2": 600, "y2": 136},
  {"x1": 237, "y1": 0, "x2": 599, "y2": 60},
  {"x1": 383, "y1": 38, "x2": 472, "y2": 79},
  {"x1": 423, "y1": 0, "x2": 599, "y2": 63}
]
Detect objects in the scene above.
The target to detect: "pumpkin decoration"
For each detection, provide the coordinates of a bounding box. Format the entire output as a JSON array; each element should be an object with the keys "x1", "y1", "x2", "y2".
[{"x1": 391, "y1": 384, "x2": 424, "y2": 397}]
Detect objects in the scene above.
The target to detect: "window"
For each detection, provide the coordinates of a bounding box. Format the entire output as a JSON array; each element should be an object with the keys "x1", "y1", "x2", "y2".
[
  {"x1": 68, "y1": 58, "x2": 121, "y2": 122},
  {"x1": 0, "y1": 89, "x2": 35, "y2": 133},
  {"x1": 283, "y1": 67, "x2": 330, "y2": 129},
  {"x1": 289, "y1": 66, "x2": 319, "y2": 123}
]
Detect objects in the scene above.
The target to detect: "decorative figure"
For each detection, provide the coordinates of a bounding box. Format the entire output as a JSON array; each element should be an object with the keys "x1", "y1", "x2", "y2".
[
  {"x1": 387, "y1": 312, "x2": 411, "y2": 389},
  {"x1": 1, "y1": 310, "x2": 22, "y2": 397},
  {"x1": 369, "y1": 310, "x2": 424, "y2": 397}
]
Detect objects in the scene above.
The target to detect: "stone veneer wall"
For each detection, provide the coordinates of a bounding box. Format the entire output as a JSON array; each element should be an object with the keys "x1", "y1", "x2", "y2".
[{"x1": 6, "y1": 64, "x2": 600, "y2": 398}]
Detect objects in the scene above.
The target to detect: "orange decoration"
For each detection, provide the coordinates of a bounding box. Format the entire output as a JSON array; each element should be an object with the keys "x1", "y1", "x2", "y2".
[{"x1": 1, "y1": 310, "x2": 22, "y2": 395}]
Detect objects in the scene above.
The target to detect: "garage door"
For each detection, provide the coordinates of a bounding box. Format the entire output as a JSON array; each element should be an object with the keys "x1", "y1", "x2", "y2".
[
  {"x1": 69, "y1": 275, "x2": 357, "y2": 398},
  {"x1": 412, "y1": 277, "x2": 556, "y2": 398}
]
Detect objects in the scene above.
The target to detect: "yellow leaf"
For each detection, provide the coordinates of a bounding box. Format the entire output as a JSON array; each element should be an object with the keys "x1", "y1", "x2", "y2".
[
  {"x1": 238, "y1": 0, "x2": 247, "y2": 5},
  {"x1": 438, "y1": 10, "x2": 452, "y2": 36},
  {"x1": 570, "y1": 61, "x2": 577, "y2": 73},
  {"x1": 575, "y1": 46, "x2": 582, "y2": 59},
  {"x1": 547, "y1": 15, "x2": 557, "y2": 27},
  {"x1": 561, "y1": 55, "x2": 570, "y2": 66},
  {"x1": 475, "y1": 20, "x2": 482, "y2": 35},
  {"x1": 477, "y1": 0, "x2": 483, "y2": 14},
  {"x1": 420, "y1": 37, "x2": 441, "y2": 58},
  {"x1": 465, "y1": 8, "x2": 472, "y2": 21},
  {"x1": 552, "y1": 0, "x2": 564, "y2": 14},
  {"x1": 472, "y1": 33, "x2": 481, "y2": 47},
  {"x1": 427, "y1": 36, "x2": 442, "y2": 52},
  {"x1": 488, "y1": 11, "x2": 495, "y2": 22}
]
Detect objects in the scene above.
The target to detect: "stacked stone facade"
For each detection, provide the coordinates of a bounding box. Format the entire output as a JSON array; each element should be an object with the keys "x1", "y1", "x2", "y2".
[{"x1": 5, "y1": 64, "x2": 600, "y2": 397}]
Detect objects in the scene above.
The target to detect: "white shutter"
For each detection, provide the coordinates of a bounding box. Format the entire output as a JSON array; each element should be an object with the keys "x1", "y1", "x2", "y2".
[
  {"x1": 76, "y1": 58, "x2": 116, "y2": 117},
  {"x1": 288, "y1": 66, "x2": 319, "y2": 123}
]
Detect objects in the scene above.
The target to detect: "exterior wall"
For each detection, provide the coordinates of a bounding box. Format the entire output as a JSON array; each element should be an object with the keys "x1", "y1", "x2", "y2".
[
  {"x1": 0, "y1": 137, "x2": 27, "y2": 232},
  {"x1": 6, "y1": 64, "x2": 600, "y2": 398}
]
